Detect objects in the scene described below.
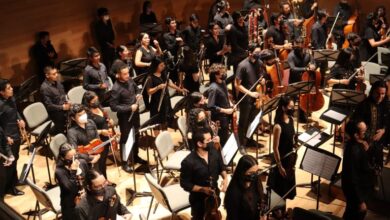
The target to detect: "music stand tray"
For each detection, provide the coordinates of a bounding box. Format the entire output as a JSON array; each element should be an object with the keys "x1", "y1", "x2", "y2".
[
  {"x1": 284, "y1": 81, "x2": 314, "y2": 97},
  {"x1": 297, "y1": 127, "x2": 332, "y2": 148},
  {"x1": 313, "y1": 50, "x2": 339, "y2": 63},
  {"x1": 59, "y1": 58, "x2": 87, "y2": 77}
]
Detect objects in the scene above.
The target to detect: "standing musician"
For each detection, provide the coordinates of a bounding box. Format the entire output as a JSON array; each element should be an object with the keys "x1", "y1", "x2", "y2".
[
  {"x1": 224, "y1": 155, "x2": 266, "y2": 220},
  {"x1": 181, "y1": 13, "x2": 202, "y2": 93},
  {"x1": 66, "y1": 104, "x2": 101, "y2": 166},
  {"x1": 161, "y1": 17, "x2": 183, "y2": 84},
  {"x1": 145, "y1": 58, "x2": 187, "y2": 131},
  {"x1": 0, "y1": 127, "x2": 15, "y2": 200},
  {"x1": 351, "y1": 81, "x2": 387, "y2": 178},
  {"x1": 33, "y1": 31, "x2": 58, "y2": 82},
  {"x1": 265, "y1": 13, "x2": 293, "y2": 53},
  {"x1": 82, "y1": 91, "x2": 113, "y2": 179},
  {"x1": 95, "y1": 8, "x2": 116, "y2": 70},
  {"x1": 109, "y1": 64, "x2": 147, "y2": 173},
  {"x1": 227, "y1": 11, "x2": 249, "y2": 73},
  {"x1": 361, "y1": 13, "x2": 390, "y2": 63},
  {"x1": 213, "y1": 0, "x2": 233, "y2": 34},
  {"x1": 180, "y1": 128, "x2": 228, "y2": 220},
  {"x1": 55, "y1": 143, "x2": 89, "y2": 220},
  {"x1": 375, "y1": 5, "x2": 388, "y2": 39},
  {"x1": 333, "y1": 0, "x2": 353, "y2": 49},
  {"x1": 280, "y1": 1, "x2": 303, "y2": 42},
  {"x1": 311, "y1": 10, "x2": 328, "y2": 50},
  {"x1": 234, "y1": 44, "x2": 265, "y2": 153},
  {"x1": 83, "y1": 47, "x2": 111, "y2": 105},
  {"x1": 207, "y1": 63, "x2": 235, "y2": 147},
  {"x1": 110, "y1": 45, "x2": 134, "y2": 81},
  {"x1": 40, "y1": 66, "x2": 71, "y2": 135},
  {"x1": 134, "y1": 32, "x2": 162, "y2": 77},
  {"x1": 205, "y1": 22, "x2": 230, "y2": 66},
  {"x1": 342, "y1": 120, "x2": 375, "y2": 220},
  {"x1": 75, "y1": 169, "x2": 132, "y2": 220},
  {"x1": 267, "y1": 96, "x2": 297, "y2": 218},
  {"x1": 0, "y1": 79, "x2": 25, "y2": 196}
]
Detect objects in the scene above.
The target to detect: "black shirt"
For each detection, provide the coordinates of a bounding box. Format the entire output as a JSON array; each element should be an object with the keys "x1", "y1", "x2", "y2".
[
  {"x1": 333, "y1": 3, "x2": 352, "y2": 30},
  {"x1": 0, "y1": 127, "x2": 13, "y2": 158},
  {"x1": 265, "y1": 25, "x2": 286, "y2": 46},
  {"x1": 205, "y1": 35, "x2": 225, "y2": 65},
  {"x1": 342, "y1": 139, "x2": 375, "y2": 203},
  {"x1": 109, "y1": 79, "x2": 140, "y2": 115},
  {"x1": 40, "y1": 79, "x2": 67, "y2": 112},
  {"x1": 287, "y1": 49, "x2": 314, "y2": 83},
  {"x1": 83, "y1": 63, "x2": 110, "y2": 100},
  {"x1": 110, "y1": 59, "x2": 134, "y2": 79},
  {"x1": 162, "y1": 31, "x2": 181, "y2": 58},
  {"x1": 75, "y1": 186, "x2": 130, "y2": 220},
  {"x1": 139, "y1": 12, "x2": 157, "y2": 25},
  {"x1": 300, "y1": 0, "x2": 316, "y2": 19},
  {"x1": 67, "y1": 120, "x2": 99, "y2": 148},
  {"x1": 95, "y1": 20, "x2": 115, "y2": 47},
  {"x1": 236, "y1": 57, "x2": 263, "y2": 101},
  {"x1": 214, "y1": 12, "x2": 233, "y2": 31},
  {"x1": 180, "y1": 147, "x2": 226, "y2": 198},
  {"x1": 0, "y1": 97, "x2": 22, "y2": 140},
  {"x1": 33, "y1": 41, "x2": 58, "y2": 72},
  {"x1": 311, "y1": 21, "x2": 327, "y2": 49},
  {"x1": 182, "y1": 25, "x2": 202, "y2": 52},
  {"x1": 329, "y1": 64, "x2": 356, "y2": 90},
  {"x1": 207, "y1": 81, "x2": 230, "y2": 117},
  {"x1": 228, "y1": 24, "x2": 249, "y2": 64},
  {"x1": 361, "y1": 26, "x2": 381, "y2": 62}
]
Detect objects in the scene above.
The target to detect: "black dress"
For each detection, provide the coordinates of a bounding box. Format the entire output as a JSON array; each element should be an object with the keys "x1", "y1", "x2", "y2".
[
  {"x1": 205, "y1": 35, "x2": 225, "y2": 65},
  {"x1": 267, "y1": 117, "x2": 296, "y2": 200},
  {"x1": 87, "y1": 110, "x2": 109, "y2": 178},
  {"x1": 329, "y1": 64, "x2": 356, "y2": 90},
  {"x1": 135, "y1": 46, "x2": 156, "y2": 75},
  {"x1": 145, "y1": 73, "x2": 173, "y2": 126}
]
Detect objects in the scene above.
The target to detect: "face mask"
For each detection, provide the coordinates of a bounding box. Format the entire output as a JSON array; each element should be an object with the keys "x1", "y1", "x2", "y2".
[
  {"x1": 253, "y1": 53, "x2": 261, "y2": 60},
  {"x1": 244, "y1": 174, "x2": 257, "y2": 182},
  {"x1": 196, "y1": 119, "x2": 207, "y2": 127},
  {"x1": 90, "y1": 101, "x2": 100, "y2": 108},
  {"x1": 205, "y1": 141, "x2": 214, "y2": 151},
  {"x1": 89, "y1": 186, "x2": 106, "y2": 197},
  {"x1": 220, "y1": 74, "x2": 227, "y2": 81},
  {"x1": 286, "y1": 108, "x2": 295, "y2": 116},
  {"x1": 78, "y1": 113, "x2": 88, "y2": 124},
  {"x1": 294, "y1": 48, "x2": 303, "y2": 55},
  {"x1": 63, "y1": 159, "x2": 72, "y2": 166}
]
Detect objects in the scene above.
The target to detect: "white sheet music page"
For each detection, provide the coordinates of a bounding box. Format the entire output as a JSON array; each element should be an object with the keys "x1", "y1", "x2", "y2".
[
  {"x1": 222, "y1": 134, "x2": 238, "y2": 165},
  {"x1": 323, "y1": 110, "x2": 346, "y2": 122}
]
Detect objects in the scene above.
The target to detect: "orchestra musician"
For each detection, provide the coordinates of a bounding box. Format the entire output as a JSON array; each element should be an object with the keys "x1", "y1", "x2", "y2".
[
  {"x1": 109, "y1": 64, "x2": 147, "y2": 173},
  {"x1": 299, "y1": 0, "x2": 318, "y2": 19},
  {"x1": 55, "y1": 143, "x2": 89, "y2": 220},
  {"x1": 139, "y1": 1, "x2": 157, "y2": 25},
  {"x1": 95, "y1": 8, "x2": 115, "y2": 70},
  {"x1": 213, "y1": 0, "x2": 233, "y2": 34},
  {"x1": 234, "y1": 44, "x2": 265, "y2": 154},
  {"x1": 227, "y1": 11, "x2": 249, "y2": 72},
  {"x1": 280, "y1": 0, "x2": 303, "y2": 41},
  {"x1": 346, "y1": 32, "x2": 362, "y2": 69},
  {"x1": 75, "y1": 169, "x2": 132, "y2": 220},
  {"x1": 134, "y1": 32, "x2": 162, "y2": 77},
  {"x1": 0, "y1": 127, "x2": 15, "y2": 200},
  {"x1": 32, "y1": 31, "x2": 58, "y2": 82},
  {"x1": 83, "y1": 47, "x2": 111, "y2": 105},
  {"x1": 40, "y1": 66, "x2": 71, "y2": 135},
  {"x1": 186, "y1": 92, "x2": 208, "y2": 114},
  {"x1": 207, "y1": 63, "x2": 235, "y2": 146},
  {"x1": 342, "y1": 120, "x2": 375, "y2": 220},
  {"x1": 110, "y1": 45, "x2": 135, "y2": 81},
  {"x1": 267, "y1": 96, "x2": 297, "y2": 218},
  {"x1": 311, "y1": 10, "x2": 328, "y2": 50},
  {"x1": 375, "y1": 5, "x2": 388, "y2": 38},
  {"x1": 205, "y1": 22, "x2": 230, "y2": 66},
  {"x1": 265, "y1": 13, "x2": 293, "y2": 53},
  {"x1": 0, "y1": 79, "x2": 25, "y2": 196},
  {"x1": 180, "y1": 128, "x2": 228, "y2": 220},
  {"x1": 224, "y1": 155, "x2": 266, "y2": 220},
  {"x1": 333, "y1": 0, "x2": 354, "y2": 49}
]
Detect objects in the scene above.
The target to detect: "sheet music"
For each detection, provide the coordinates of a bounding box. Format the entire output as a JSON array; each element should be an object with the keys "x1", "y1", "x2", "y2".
[
  {"x1": 246, "y1": 110, "x2": 262, "y2": 138},
  {"x1": 298, "y1": 131, "x2": 320, "y2": 145},
  {"x1": 323, "y1": 110, "x2": 346, "y2": 122},
  {"x1": 222, "y1": 134, "x2": 238, "y2": 165},
  {"x1": 124, "y1": 128, "x2": 135, "y2": 161},
  {"x1": 301, "y1": 148, "x2": 340, "y2": 180}
]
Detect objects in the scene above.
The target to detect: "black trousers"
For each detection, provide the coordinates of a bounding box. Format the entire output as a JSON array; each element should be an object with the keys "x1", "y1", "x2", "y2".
[
  {"x1": 238, "y1": 98, "x2": 259, "y2": 147},
  {"x1": 96, "y1": 137, "x2": 109, "y2": 178},
  {"x1": 118, "y1": 112, "x2": 140, "y2": 163},
  {"x1": 7, "y1": 139, "x2": 20, "y2": 192},
  {"x1": 211, "y1": 114, "x2": 230, "y2": 147},
  {"x1": 343, "y1": 195, "x2": 367, "y2": 220},
  {"x1": 48, "y1": 111, "x2": 67, "y2": 135}
]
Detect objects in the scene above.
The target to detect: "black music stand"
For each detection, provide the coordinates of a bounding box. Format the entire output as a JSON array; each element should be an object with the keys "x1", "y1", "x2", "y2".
[
  {"x1": 330, "y1": 89, "x2": 365, "y2": 111},
  {"x1": 284, "y1": 81, "x2": 315, "y2": 133},
  {"x1": 257, "y1": 95, "x2": 281, "y2": 159},
  {"x1": 320, "y1": 106, "x2": 349, "y2": 153},
  {"x1": 125, "y1": 127, "x2": 152, "y2": 205},
  {"x1": 369, "y1": 74, "x2": 386, "y2": 84},
  {"x1": 313, "y1": 50, "x2": 339, "y2": 81},
  {"x1": 300, "y1": 147, "x2": 341, "y2": 210},
  {"x1": 59, "y1": 58, "x2": 87, "y2": 78}
]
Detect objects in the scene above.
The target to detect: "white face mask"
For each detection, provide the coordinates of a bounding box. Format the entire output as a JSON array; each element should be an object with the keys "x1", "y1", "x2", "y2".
[{"x1": 78, "y1": 113, "x2": 88, "y2": 124}]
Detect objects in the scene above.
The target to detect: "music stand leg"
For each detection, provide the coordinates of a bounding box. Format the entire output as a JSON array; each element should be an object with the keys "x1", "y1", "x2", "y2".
[{"x1": 316, "y1": 176, "x2": 321, "y2": 210}]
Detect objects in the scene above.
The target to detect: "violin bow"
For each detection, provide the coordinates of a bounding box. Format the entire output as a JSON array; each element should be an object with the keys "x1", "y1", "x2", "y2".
[
  {"x1": 128, "y1": 77, "x2": 150, "y2": 122},
  {"x1": 326, "y1": 12, "x2": 340, "y2": 46}
]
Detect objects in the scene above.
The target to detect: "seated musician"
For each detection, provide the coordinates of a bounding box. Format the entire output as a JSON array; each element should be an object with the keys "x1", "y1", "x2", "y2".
[
  {"x1": 67, "y1": 104, "x2": 101, "y2": 165},
  {"x1": 75, "y1": 169, "x2": 132, "y2": 220},
  {"x1": 346, "y1": 33, "x2": 362, "y2": 69},
  {"x1": 186, "y1": 92, "x2": 208, "y2": 114},
  {"x1": 40, "y1": 66, "x2": 71, "y2": 135},
  {"x1": 207, "y1": 63, "x2": 234, "y2": 146},
  {"x1": 180, "y1": 128, "x2": 228, "y2": 220},
  {"x1": 82, "y1": 91, "x2": 114, "y2": 180},
  {"x1": 83, "y1": 47, "x2": 111, "y2": 105},
  {"x1": 224, "y1": 155, "x2": 266, "y2": 220},
  {"x1": 55, "y1": 143, "x2": 89, "y2": 220}
]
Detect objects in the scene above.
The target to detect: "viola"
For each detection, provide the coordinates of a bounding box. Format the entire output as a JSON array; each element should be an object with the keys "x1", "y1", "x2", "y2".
[
  {"x1": 77, "y1": 134, "x2": 119, "y2": 155},
  {"x1": 255, "y1": 79, "x2": 270, "y2": 109},
  {"x1": 204, "y1": 177, "x2": 222, "y2": 220},
  {"x1": 103, "y1": 111, "x2": 119, "y2": 151},
  {"x1": 299, "y1": 69, "x2": 324, "y2": 113}
]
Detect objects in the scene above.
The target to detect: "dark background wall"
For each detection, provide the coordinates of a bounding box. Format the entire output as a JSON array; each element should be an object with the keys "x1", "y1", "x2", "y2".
[{"x1": 0, "y1": 0, "x2": 389, "y2": 84}]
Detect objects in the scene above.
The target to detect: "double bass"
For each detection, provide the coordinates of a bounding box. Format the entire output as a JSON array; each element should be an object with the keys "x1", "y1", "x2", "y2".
[{"x1": 266, "y1": 48, "x2": 286, "y2": 97}]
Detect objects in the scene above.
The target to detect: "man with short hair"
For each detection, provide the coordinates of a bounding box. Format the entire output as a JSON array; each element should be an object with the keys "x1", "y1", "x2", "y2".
[
  {"x1": 180, "y1": 128, "x2": 228, "y2": 220},
  {"x1": 40, "y1": 66, "x2": 71, "y2": 135}
]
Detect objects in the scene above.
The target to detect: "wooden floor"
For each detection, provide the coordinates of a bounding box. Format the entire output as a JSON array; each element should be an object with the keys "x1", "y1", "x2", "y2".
[{"x1": 4, "y1": 93, "x2": 390, "y2": 220}]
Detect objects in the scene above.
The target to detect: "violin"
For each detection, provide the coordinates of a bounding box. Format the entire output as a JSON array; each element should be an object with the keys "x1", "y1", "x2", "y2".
[
  {"x1": 255, "y1": 77, "x2": 269, "y2": 109},
  {"x1": 204, "y1": 176, "x2": 222, "y2": 220},
  {"x1": 77, "y1": 134, "x2": 119, "y2": 155},
  {"x1": 103, "y1": 111, "x2": 119, "y2": 151},
  {"x1": 299, "y1": 62, "x2": 325, "y2": 113}
]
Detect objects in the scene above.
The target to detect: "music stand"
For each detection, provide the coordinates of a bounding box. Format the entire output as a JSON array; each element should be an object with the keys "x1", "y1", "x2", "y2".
[
  {"x1": 297, "y1": 127, "x2": 332, "y2": 149},
  {"x1": 124, "y1": 127, "x2": 152, "y2": 205},
  {"x1": 313, "y1": 50, "x2": 339, "y2": 72},
  {"x1": 257, "y1": 95, "x2": 281, "y2": 159},
  {"x1": 300, "y1": 147, "x2": 341, "y2": 210},
  {"x1": 284, "y1": 81, "x2": 315, "y2": 133},
  {"x1": 59, "y1": 58, "x2": 87, "y2": 78},
  {"x1": 320, "y1": 106, "x2": 349, "y2": 153},
  {"x1": 369, "y1": 74, "x2": 385, "y2": 84},
  {"x1": 221, "y1": 134, "x2": 239, "y2": 167}
]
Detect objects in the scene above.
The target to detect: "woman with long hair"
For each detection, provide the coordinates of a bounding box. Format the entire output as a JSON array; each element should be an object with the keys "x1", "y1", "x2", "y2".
[
  {"x1": 224, "y1": 155, "x2": 266, "y2": 220},
  {"x1": 134, "y1": 32, "x2": 162, "y2": 76},
  {"x1": 327, "y1": 47, "x2": 359, "y2": 90}
]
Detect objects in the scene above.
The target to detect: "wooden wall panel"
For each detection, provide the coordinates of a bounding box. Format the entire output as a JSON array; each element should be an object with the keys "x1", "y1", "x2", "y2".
[{"x1": 0, "y1": 0, "x2": 389, "y2": 84}]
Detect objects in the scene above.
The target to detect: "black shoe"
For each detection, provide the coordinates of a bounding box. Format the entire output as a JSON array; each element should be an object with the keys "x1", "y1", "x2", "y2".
[
  {"x1": 107, "y1": 181, "x2": 117, "y2": 187},
  {"x1": 239, "y1": 147, "x2": 247, "y2": 155},
  {"x1": 7, "y1": 188, "x2": 24, "y2": 196},
  {"x1": 134, "y1": 156, "x2": 148, "y2": 165},
  {"x1": 122, "y1": 164, "x2": 134, "y2": 173}
]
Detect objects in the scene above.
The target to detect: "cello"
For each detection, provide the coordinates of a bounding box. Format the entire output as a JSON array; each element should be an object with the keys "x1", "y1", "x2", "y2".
[{"x1": 266, "y1": 48, "x2": 286, "y2": 97}]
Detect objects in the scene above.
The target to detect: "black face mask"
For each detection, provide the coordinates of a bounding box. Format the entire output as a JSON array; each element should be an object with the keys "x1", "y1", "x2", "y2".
[
  {"x1": 294, "y1": 48, "x2": 303, "y2": 56},
  {"x1": 286, "y1": 108, "x2": 295, "y2": 116},
  {"x1": 205, "y1": 141, "x2": 214, "y2": 151},
  {"x1": 196, "y1": 119, "x2": 208, "y2": 127},
  {"x1": 90, "y1": 101, "x2": 100, "y2": 108},
  {"x1": 244, "y1": 173, "x2": 257, "y2": 182},
  {"x1": 63, "y1": 159, "x2": 72, "y2": 166},
  {"x1": 220, "y1": 74, "x2": 227, "y2": 81},
  {"x1": 89, "y1": 186, "x2": 106, "y2": 197}
]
